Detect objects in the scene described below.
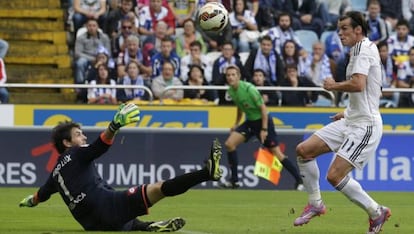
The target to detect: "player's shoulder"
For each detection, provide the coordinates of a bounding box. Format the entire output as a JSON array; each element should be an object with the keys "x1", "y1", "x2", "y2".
[{"x1": 353, "y1": 39, "x2": 377, "y2": 56}]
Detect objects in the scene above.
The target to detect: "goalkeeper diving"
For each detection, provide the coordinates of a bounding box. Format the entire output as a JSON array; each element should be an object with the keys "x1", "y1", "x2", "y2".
[{"x1": 19, "y1": 103, "x2": 223, "y2": 232}]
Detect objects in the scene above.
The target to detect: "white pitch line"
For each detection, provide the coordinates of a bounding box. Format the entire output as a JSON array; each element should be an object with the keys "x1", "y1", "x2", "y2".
[{"x1": 179, "y1": 230, "x2": 213, "y2": 234}]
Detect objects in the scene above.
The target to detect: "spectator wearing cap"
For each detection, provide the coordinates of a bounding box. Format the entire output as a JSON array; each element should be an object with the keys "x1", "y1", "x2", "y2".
[{"x1": 74, "y1": 18, "x2": 111, "y2": 85}]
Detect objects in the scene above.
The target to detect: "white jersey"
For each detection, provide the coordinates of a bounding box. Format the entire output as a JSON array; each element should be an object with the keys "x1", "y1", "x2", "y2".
[{"x1": 344, "y1": 38, "x2": 382, "y2": 124}]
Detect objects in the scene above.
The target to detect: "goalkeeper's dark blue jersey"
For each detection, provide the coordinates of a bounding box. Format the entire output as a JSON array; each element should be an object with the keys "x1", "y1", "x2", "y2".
[{"x1": 36, "y1": 133, "x2": 148, "y2": 230}]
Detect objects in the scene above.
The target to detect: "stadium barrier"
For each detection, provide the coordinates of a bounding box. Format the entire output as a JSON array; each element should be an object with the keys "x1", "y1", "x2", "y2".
[
  {"x1": 0, "y1": 83, "x2": 339, "y2": 106},
  {"x1": 0, "y1": 127, "x2": 413, "y2": 191},
  {"x1": 2, "y1": 83, "x2": 413, "y2": 107}
]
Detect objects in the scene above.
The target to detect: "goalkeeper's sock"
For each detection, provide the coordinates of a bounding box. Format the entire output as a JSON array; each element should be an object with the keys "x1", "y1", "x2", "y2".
[
  {"x1": 161, "y1": 169, "x2": 209, "y2": 196},
  {"x1": 227, "y1": 151, "x2": 239, "y2": 182},
  {"x1": 281, "y1": 157, "x2": 302, "y2": 184}
]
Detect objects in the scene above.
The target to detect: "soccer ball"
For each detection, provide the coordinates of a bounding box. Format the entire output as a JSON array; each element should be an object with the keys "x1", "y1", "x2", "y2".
[{"x1": 198, "y1": 2, "x2": 228, "y2": 32}]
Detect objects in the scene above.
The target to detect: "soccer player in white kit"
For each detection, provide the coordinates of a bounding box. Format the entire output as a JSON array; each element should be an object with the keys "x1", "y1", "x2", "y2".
[{"x1": 293, "y1": 11, "x2": 391, "y2": 234}]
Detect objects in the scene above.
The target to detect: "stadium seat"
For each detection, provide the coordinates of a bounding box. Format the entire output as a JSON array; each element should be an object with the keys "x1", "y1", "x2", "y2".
[
  {"x1": 295, "y1": 29, "x2": 319, "y2": 53},
  {"x1": 351, "y1": 0, "x2": 367, "y2": 12},
  {"x1": 320, "y1": 30, "x2": 334, "y2": 45}
]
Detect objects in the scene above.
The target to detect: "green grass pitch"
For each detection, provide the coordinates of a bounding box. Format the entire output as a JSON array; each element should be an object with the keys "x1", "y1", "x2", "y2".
[{"x1": 1, "y1": 188, "x2": 412, "y2": 233}]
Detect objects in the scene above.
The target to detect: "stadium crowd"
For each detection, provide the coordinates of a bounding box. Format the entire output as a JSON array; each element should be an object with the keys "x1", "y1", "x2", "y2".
[{"x1": 55, "y1": 0, "x2": 414, "y2": 107}]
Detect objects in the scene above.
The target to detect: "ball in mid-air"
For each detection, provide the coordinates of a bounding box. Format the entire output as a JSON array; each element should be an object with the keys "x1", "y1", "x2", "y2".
[{"x1": 198, "y1": 2, "x2": 228, "y2": 32}]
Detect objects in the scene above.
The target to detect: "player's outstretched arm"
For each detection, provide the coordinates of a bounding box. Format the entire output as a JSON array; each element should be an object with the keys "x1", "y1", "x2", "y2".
[{"x1": 19, "y1": 193, "x2": 39, "y2": 207}]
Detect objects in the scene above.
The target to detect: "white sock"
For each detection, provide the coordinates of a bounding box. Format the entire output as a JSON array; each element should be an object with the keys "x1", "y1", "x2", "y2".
[
  {"x1": 336, "y1": 175, "x2": 381, "y2": 218},
  {"x1": 297, "y1": 158, "x2": 322, "y2": 207}
]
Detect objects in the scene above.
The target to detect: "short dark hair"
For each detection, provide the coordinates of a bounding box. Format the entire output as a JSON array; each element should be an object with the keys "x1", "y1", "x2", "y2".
[
  {"x1": 396, "y1": 18, "x2": 410, "y2": 29},
  {"x1": 52, "y1": 121, "x2": 81, "y2": 154},
  {"x1": 377, "y1": 40, "x2": 388, "y2": 50},
  {"x1": 190, "y1": 40, "x2": 202, "y2": 49},
  {"x1": 260, "y1": 35, "x2": 272, "y2": 43},
  {"x1": 253, "y1": 68, "x2": 266, "y2": 76},
  {"x1": 161, "y1": 36, "x2": 174, "y2": 43},
  {"x1": 339, "y1": 11, "x2": 368, "y2": 36}
]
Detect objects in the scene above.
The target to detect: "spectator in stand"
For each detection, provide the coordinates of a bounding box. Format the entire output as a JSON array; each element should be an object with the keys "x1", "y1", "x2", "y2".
[
  {"x1": 112, "y1": 18, "x2": 138, "y2": 59},
  {"x1": 302, "y1": 41, "x2": 334, "y2": 106},
  {"x1": 183, "y1": 64, "x2": 218, "y2": 103},
  {"x1": 150, "y1": 37, "x2": 181, "y2": 78},
  {"x1": 0, "y1": 57, "x2": 9, "y2": 104},
  {"x1": 317, "y1": 0, "x2": 352, "y2": 31},
  {"x1": 402, "y1": 0, "x2": 414, "y2": 35},
  {"x1": 87, "y1": 64, "x2": 118, "y2": 104},
  {"x1": 290, "y1": 0, "x2": 325, "y2": 37},
  {"x1": 366, "y1": 0, "x2": 389, "y2": 45},
  {"x1": 379, "y1": 0, "x2": 402, "y2": 31},
  {"x1": 175, "y1": 19, "x2": 207, "y2": 58},
  {"x1": 106, "y1": 0, "x2": 136, "y2": 39},
  {"x1": 324, "y1": 30, "x2": 347, "y2": 64},
  {"x1": 251, "y1": 68, "x2": 280, "y2": 106},
  {"x1": 74, "y1": 19, "x2": 111, "y2": 86},
  {"x1": 212, "y1": 41, "x2": 249, "y2": 104},
  {"x1": 229, "y1": 0, "x2": 260, "y2": 53},
  {"x1": 136, "y1": 0, "x2": 168, "y2": 11},
  {"x1": 280, "y1": 40, "x2": 306, "y2": 75},
  {"x1": 267, "y1": 12, "x2": 306, "y2": 57},
  {"x1": 117, "y1": 60, "x2": 151, "y2": 102},
  {"x1": 387, "y1": 19, "x2": 414, "y2": 70},
  {"x1": 244, "y1": 35, "x2": 285, "y2": 86},
  {"x1": 168, "y1": 0, "x2": 196, "y2": 27},
  {"x1": 255, "y1": 0, "x2": 295, "y2": 31},
  {"x1": 0, "y1": 38, "x2": 9, "y2": 58},
  {"x1": 117, "y1": 35, "x2": 151, "y2": 79},
  {"x1": 196, "y1": 0, "x2": 233, "y2": 51},
  {"x1": 181, "y1": 41, "x2": 213, "y2": 83},
  {"x1": 151, "y1": 61, "x2": 184, "y2": 100},
  {"x1": 138, "y1": 0, "x2": 176, "y2": 41},
  {"x1": 76, "y1": 48, "x2": 117, "y2": 103},
  {"x1": 142, "y1": 21, "x2": 169, "y2": 66},
  {"x1": 280, "y1": 64, "x2": 315, "y2": 106},
  {"x1": 86, "y1": 47, "x2": 117, "y2": 83},
  {"x1": 377, "y1": 40, "x2": 399, "y2": 108},
  {"x1": 246, "y1": 0, "x2": 259, "y2": 16},
  {"x1": 72, "y1": 0, "x2": 107, "y2": 35},
  {"x1": 396, "y1": 46, "x2": 414, "y2": 107}
]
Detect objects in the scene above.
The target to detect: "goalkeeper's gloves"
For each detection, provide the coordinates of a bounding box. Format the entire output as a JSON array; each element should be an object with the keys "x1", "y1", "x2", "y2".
[
  {"x1": 109, "y1": 103, "x2": 141, "y2": 133},
  {"x1": 19, "y1": 194, "x2": 38, "y2": 207}
]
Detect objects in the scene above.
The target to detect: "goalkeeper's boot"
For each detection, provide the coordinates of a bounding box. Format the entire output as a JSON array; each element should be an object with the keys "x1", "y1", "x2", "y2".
[
  {"x1": 206, "y1": 138, "x2": 222, "y2": 181},
  {"x1": 147, "y1": 217, "x2": 185, "y2": 232},
  {"x1": 367, "y1": 206, "x2": 391, "y2": 234},
  {"x1": 294, "y1": 202, "x2": 326, "y2": 226}
]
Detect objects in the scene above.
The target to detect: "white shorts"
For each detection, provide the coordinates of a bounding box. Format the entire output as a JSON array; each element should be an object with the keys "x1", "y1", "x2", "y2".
[{"x1": 315, "y1": 118, "x2": 382, "y2": 169}]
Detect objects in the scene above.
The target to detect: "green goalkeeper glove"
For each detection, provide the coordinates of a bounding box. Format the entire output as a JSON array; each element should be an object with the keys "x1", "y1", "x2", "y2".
[
  {"x1": 19, "y1": 195, "x2": 38, "y2": 207},
  {"x1": 109, "y1": 103, "x2": 141, "y2": 132}
]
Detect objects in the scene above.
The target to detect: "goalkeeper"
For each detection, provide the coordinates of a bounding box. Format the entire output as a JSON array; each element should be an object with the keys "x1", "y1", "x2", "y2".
[{"x1": 19, "y1": 103, "x2": 223, "y2": 232}]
